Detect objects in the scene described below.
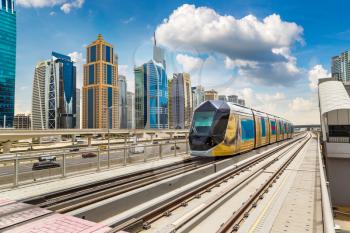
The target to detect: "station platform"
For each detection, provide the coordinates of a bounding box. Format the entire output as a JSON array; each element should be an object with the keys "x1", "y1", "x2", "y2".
[
  {"x1": 0, "y1": 154, "x2": 189, "y2": 201},
  {"x1": 240, "y1": 135, "x2": 324, "y2": 232}
]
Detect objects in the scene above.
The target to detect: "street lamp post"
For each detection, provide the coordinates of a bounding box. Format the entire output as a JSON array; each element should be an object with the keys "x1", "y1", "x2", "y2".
[{"x1": 104, "y1": 106, "x2": 114, "y2": 169}]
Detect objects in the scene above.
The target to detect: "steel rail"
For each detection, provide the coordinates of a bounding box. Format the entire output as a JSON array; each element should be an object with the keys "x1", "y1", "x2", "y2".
[
  {"x1": 109, "y1": 134, "x2": 307, "y2": 233},
  {"x1": 216, "y1": 134, "x2": 311, "y2": 233},
  {"x1": 46, "y1": 160, "x2": 218, "y2": 213},
  {"x1": 23, "y1": 157, "x2": 204, "y2": 205}
]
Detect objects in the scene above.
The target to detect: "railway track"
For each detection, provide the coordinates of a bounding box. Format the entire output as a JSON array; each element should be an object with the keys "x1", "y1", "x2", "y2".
[
  {"x1": 23, "y1": 157, "x2": 218, "y2": 213},
  {"x1": 108, "y1": 133, "x2": 309, "y2": 233}
]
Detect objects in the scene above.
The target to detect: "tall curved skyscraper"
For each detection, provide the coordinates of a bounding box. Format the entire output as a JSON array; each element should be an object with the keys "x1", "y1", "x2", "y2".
[{"x1": 31, "y1": 52, "x2": 77, "y2": 129}]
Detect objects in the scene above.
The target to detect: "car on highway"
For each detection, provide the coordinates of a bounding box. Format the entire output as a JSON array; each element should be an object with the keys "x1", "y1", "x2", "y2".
[
  {"x1": 38, "y1": 155, "x2": 57, "y2": 162},
  {"x1": 32, "y1": 161, "x2": 60, "y2": 170},
  {"x1": 129, "y1": 143, "x2": 144, "y2": 154},
  {"x1": 99, "y1": 145, "x2": 108, "y2": 150},
  {"x1": 69, "y1": 147, "x2": 80, "y2": 152},
  {"x1": 82, "y1": 152, "x2": 97, "y2": 158},
  {"x1": 171, "y1": 145, "x2": 181, "y2": 150}
]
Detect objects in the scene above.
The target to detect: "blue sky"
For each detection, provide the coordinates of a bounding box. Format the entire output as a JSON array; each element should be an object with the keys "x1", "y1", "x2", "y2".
[{"x1": 14, "y1": 0, "x2": 350, "y2": 124}]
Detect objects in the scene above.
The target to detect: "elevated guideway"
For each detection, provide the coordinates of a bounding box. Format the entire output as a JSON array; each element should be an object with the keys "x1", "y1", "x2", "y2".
[{"x1": 0, "y1": 133, "x2": 336, "y2": 233}]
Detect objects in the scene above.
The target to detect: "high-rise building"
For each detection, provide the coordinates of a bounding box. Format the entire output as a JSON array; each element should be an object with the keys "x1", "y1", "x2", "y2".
[
  {"x1": 204, "y1": 89, "x2": 218, "y2": 101},
  {"x1": 76, "y1": 88, "x2": 80, "y2": 129},
  {"x1": 82, "y1": 34, "x2": 119, "y2": 129},
  {"x1": 13, "y1": 114, "x2": 31, "y2": 129},
  {"x1": 134, "y1": 34, "x2": 168, "y2": 129},
  {"x1": 192, "y1": 85, "x2": 205, "y2": 110},
  {"x1": 118, "y1": 75, "x2": 127, "y2": 129},
  {"x1": 31, "y1": 52, "x2": 77, "y2": 129},
  {"x1": 331, "y1": 51, "x2": 350, "y2": 82},
  {"x1": 134, "y1": 60, "x2": 168, "y2": 129},
  {"x1": 169, "y1": 73, "x2": 192, "y2": 129},
  {"x1": 238, "y1": 99, "x2": 246, "y2": 106},
  {"x1": 227, "y1": 95, "x2": 238, "y2": 103},
  {"x1": 127, "y1": 91, "x2": 134, "y2": 129},
  {"x1": 153, "y1": 32, "x2": 166, "y2": 70},
  {"x1": 218, "y1": 95, "x2": 227, "y2": 101},
  {"x1": 0, "y1": 0, "x2": 16, "y2": 128}
]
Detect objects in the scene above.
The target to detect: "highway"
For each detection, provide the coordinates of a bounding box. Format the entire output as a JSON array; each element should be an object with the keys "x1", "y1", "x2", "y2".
[{"x1": 0, "y1": 141, "x2": 187, "y2": 186}]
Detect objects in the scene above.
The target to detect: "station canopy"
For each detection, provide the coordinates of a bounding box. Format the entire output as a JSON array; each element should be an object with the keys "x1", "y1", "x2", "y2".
[{"x1": 319, "y1": 81, "x2": 350, "y2": 116}]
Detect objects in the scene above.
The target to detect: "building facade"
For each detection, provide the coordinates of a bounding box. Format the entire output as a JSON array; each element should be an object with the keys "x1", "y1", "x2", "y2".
[
  {"x1": 227, "y1": 95, "x2": 238, "y2": 103},
  {"x1": 76, "y1": 88, "x2": 80, "y2": 129},
  {"x1": 332, "y1": 51, "x2": 350, "y2": 82},
  {"x1": 127, "y1": 91, "x2": 134, "y2": 129},
  {"x1": 31, "y1": 52, "x2": 77, "y2": 129},
  {"x1": 169, "y1": 73, "x2": 192, "y2": 129},
  {"x1": 118, "y1": 75, "x2": 127, "y2": 128},
  {"x1": 0, "y1": 0, "x2": 16, "y2": 128},
  {"x1": 204, "y1": 89, "x2": 218, "y2": 101},
  {"x1": 218, "y1": 95, "x2": 227, "y2": 101},
  {"x1": 13, "y1": 114, "x2": 31, "y2": 129},
  {"x1": 134, "y1": 60, "x2": 168, "y2": 129},
  {"x1": 192, "y1": 85, "x2": 205, "y2": 110},
  {"x1": 82, "y1": 34, "x2": 119, "y2": 129},
  {"x1": 238, "y1": 99, "x2": 246, "y2": 106}
]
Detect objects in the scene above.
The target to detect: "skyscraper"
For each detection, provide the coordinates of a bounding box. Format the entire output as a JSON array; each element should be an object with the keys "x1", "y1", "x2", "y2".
[
  {"x1": 32, "y1": 52, "x2": 77, "y2": 129},
  {"x1": 238, "y1": 99, "x2": 246, "y2": 106},
  {"x1": 218, "y1": 95, "x2": 227, "y2": 101},
  {"x1": 204, "y1": 89, "x2": 218, "y2": 101},
  {"x1": 169, "y1": 73, "x2": 192, "y2": 129},
  {"x1": 153, "y1": 32, "x2": 166, "y2": 70},
  {"x1": 118, "y1": 75, "x2": 127, "y2": 129},
  {"x1": 76, "y1": 88, "x2": 80, "y2": 129},
  {"x1": 192, "y1": 85, "x2": 205, "y2": 110},
  {"x1": 82, "y1": 34, "x2": 119, "y2": 129},
  {"x1": 227, "y1": 95, "x2": 238, "y2": 103},
  {"x1": 127, "y1": 91, "x2": 134, "y2": 129},
  {"x1": 0, "y1": 0, "x2": 16, "y2": 128},
  {"x1": 331, "y1": 51, "x2": 350, "y2": 82},
  {"x1": 134, "y1": 60, "x2": 168, "y2": 129}
]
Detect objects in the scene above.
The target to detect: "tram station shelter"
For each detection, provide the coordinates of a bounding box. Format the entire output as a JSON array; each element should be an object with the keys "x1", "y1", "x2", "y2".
[{"x1": 319, "y1": 80, "x2": 350, "y2": 205}]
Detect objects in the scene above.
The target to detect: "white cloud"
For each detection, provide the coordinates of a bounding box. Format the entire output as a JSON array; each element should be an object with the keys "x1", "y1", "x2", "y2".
[
  {"x1": 308, "y1": 64, "x2": 330, "y2": 91},
  {"x1": 68, "y1": 51, "x2": 83, "y2": 63},
  {"x1": 156, "y1": 4, "x2": 303, "y2": 86},
  {"x1": 176, "y1": 54, "x2": 204, "y2": 73},
  {"x1": 256, "y1": 92, "x2": 286, "y2": 102},
  {"x1": 17, "y1": 0, "x2": 84, "y2": 13},
  {"x1": 49, "y1": 11, "x2": 56, "y2": 16},
  {"x1": 225, "y1": 57, "x2": 257, "y2": 69},
  {"x1": 122, "y1": 17, "x2": 135, "y2": 24},
  {"x1": 16, "y1": 0, "x2": 64, "y2": 7},
  {"x1": 288, "y1": 97, "x2": 315, "y2": 112},
  {"x1": 156, "y1": 4, "x2": 303, "y2": 62},
  {"x1": 60, "y1": 0, "x2": 84, "y2": 14}
]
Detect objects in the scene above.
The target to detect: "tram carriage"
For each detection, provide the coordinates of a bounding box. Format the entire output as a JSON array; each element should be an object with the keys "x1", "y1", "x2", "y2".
[{"x1": 189, "y1": 100, "x2": 293, "y2": 157}]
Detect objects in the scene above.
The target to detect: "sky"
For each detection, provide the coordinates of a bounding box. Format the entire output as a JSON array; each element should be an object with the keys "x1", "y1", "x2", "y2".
[{"x1": 13, "y1": 0, "x2": 350, "y2": 124}]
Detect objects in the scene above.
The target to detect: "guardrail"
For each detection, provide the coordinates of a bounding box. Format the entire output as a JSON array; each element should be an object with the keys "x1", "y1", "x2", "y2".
[
  {"x1": 0, "y1": 140, "x2": 189, "y2": 187},
  {"x1": 317, "y1": 133, "x2": 336, "y2": 233}
]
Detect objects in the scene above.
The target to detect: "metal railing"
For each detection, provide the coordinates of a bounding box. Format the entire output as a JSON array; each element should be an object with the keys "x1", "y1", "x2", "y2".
[
  {"x1": 0, "y1": 140, "x2": 189, "y2": 187},
  {"x1": 317, "y1": 133, "x2": 336, "y2": 233}
]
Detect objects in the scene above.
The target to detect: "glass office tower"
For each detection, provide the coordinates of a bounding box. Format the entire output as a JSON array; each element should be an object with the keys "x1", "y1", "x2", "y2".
[
  {"x1": 0, "y1": 0, "x2": 16, "y2": 128},
  {"x1": 31, "y1": 52, "x2": 76, "y2": 129},
  {"x1": 134, "y1": 60, "x2": 168, "y2": 129}
]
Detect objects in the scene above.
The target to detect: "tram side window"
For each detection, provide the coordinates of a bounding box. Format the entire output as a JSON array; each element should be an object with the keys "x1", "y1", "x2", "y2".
[
  {"x1": 261, "y1": 118, "x2": 266, "y2": 137},
  {"x1": 270, "y1": 121, "x2": 276, "y2": 135},
  {"x1": 241, "y1": 119, "x2": 255, "y2": 141},
  {"x1": 328, "y1": 125, "x2": 350, "y2": 137}
]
